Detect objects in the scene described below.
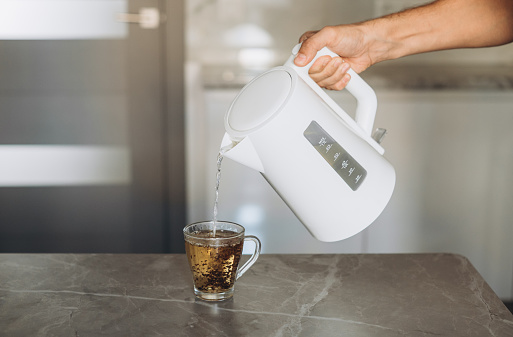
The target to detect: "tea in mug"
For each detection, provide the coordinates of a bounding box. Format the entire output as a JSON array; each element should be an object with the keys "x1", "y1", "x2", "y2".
[{"x1": 185, "y1": 229, "x2": 244, "y2": 294}]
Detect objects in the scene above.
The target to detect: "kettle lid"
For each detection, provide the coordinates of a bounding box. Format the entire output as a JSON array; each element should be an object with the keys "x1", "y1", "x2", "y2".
[{"x1": 225, "y1": 69, "x2": 292, "y2": 139}]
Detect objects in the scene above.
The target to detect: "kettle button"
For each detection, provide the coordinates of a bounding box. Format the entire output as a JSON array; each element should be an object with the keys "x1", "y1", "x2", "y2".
[{"x1": 372, "y1": 128, "x2": 387, "y2": 144}]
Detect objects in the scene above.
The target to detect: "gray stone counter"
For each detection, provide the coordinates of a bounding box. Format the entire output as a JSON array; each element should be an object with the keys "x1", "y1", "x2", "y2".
[{"x1": 1, "y1": 253, "x2": 512, "y2": 336}]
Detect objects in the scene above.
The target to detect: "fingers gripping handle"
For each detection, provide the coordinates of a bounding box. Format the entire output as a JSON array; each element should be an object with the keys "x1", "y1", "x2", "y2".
[{"x1": 285, "y1": 44, "x2": 377, "y2": 136}]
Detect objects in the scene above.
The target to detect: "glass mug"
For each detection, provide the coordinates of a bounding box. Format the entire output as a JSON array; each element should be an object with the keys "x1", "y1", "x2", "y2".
[{"x1": 183, "y1": 221, "x2": 261, "y2": 301}]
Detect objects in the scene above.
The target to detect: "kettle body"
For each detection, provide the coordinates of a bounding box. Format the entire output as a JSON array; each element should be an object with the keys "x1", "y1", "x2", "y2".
[{"x1": 221, "y1": 44, "x2": 396, "y2": 242}]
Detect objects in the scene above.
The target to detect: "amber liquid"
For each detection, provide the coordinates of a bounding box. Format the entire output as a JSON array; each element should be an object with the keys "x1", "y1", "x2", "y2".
[{"x1": 185, "y1": 230, "x2": 244, "y2": 293}]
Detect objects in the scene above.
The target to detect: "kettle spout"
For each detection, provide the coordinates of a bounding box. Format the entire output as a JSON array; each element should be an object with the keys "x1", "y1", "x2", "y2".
[{"x1": 221, "y1": 133, "x2": 265, "y2": 173}]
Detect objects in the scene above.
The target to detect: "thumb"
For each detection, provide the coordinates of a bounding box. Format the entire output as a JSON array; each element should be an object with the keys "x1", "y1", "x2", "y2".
[{"x1": 294, "y1": 31, "x2": 331, "y2": 67}]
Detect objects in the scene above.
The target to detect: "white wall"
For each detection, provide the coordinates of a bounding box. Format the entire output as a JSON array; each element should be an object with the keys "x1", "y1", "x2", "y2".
[{"x1": 187, "y1": 0, "x2": 513, "y2": 75}]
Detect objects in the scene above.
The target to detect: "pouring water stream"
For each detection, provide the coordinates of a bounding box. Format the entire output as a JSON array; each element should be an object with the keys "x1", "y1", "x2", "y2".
[{"x1": 212, "y1": 142, "x2": 236, "y2": 236}]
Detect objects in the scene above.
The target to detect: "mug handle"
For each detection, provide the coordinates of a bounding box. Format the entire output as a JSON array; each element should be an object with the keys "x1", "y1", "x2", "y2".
[{"x1": 236, "y1": 235, "x2": 261, "y2": 280}]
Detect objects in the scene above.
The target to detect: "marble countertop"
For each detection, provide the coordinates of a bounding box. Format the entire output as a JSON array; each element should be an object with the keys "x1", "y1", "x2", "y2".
[{"x1": 1, "y1": 253, "x2": 512, "y2": 336}]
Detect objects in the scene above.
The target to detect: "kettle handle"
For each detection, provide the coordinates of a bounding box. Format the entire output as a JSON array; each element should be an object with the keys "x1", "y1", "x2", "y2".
[{"x1": 284, "y1": 44, "x2": 377, "y2": 137}]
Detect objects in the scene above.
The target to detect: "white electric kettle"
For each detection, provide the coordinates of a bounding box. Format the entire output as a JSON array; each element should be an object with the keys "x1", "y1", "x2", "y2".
[{"x1": 220, "y1": 44, "x2": 396, "y2": 242}]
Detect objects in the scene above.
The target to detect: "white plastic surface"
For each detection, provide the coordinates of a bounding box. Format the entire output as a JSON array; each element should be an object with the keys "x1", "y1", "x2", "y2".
[
  {"x1": 225, "y1": 70, "x2": 291, "y2": 137},
  {"x1": 221, "y1": 133, "x2": 264, "y2": 173},
  {"x1": 285, "y1": 43, "x2": 378, "y2": 138}
]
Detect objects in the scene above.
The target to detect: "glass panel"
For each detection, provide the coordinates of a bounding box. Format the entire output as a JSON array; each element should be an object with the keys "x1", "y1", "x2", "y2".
[
  {"x1": 0, "y1": 0, "x2": 127, "y2": 40},
  {"x1": 0, "y1": 145, "x2": 130, "y2": 186},
  {"x1": 0, "y1": 38, "x2": 129, "y2": 187}
]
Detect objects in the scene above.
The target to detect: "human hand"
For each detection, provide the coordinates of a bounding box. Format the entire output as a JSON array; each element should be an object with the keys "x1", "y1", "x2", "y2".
[{"x1": 294, "y1": 25, "x2": 374, "y2": 90}]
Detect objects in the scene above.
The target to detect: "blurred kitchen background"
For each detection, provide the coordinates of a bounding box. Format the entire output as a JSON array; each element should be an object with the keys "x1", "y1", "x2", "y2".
[{"x1": 1, "y1": 0, "x2": 512, "y2": 304}]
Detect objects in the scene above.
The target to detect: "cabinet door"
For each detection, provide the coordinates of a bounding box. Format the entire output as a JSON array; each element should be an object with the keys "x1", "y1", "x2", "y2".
[{"x1": 0, "y1": 0, "x2": 185, "y2": 253}]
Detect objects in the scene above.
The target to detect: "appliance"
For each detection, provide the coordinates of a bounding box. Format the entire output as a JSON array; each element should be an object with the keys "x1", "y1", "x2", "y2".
[{"x1": 220, "y1": 44, "x2": 395, "y2": 242}]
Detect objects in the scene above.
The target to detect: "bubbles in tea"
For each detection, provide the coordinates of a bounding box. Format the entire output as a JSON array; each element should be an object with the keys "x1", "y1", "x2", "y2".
[{"x1": 185, "y1": 230, "x2": 244, "y2": 293}]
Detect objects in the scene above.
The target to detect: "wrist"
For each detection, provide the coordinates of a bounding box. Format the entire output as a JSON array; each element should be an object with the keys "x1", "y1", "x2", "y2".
[{"x1": 357, "y1": 20, "x2": 401, "y2": 65}]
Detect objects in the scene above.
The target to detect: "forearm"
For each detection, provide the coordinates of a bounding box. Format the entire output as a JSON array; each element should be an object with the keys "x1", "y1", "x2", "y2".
[
  {"x1": 360, "y1": 0, "x2": 513, "y2": 63},
  {"x1": 295, "y1": 0, "x2": 513, "y2": 89}
]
